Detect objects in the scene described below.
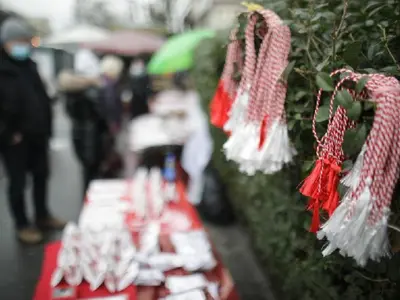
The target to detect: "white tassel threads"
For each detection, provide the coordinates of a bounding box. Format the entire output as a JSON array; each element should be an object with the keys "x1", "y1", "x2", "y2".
[
  {"x1": 224, "y1": 117, "x2": 296, "y2": 175},
  {"x1": 317, "y1": 178, "x2": 391, "y2": 266},
  {"x1": 259, "y1": 120, "x2": 297, "y2": 174}
]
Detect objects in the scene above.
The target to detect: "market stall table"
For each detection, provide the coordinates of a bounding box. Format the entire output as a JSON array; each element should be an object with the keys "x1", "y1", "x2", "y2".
[{"x1": 34, "y1": 181, "x2": 239, "y2": 300}]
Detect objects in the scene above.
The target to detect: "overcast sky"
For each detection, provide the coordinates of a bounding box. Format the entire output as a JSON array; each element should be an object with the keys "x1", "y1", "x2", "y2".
[
  {"x1": 2, "y1": 0, "x2": 74, "y2": 30},
  {"x1": 1, "y1": 0, "x2": 149, "y2": 31}
]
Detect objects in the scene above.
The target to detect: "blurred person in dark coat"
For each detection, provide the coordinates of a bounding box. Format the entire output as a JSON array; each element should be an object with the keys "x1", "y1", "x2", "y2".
[
  {"x1": 128, "y1": 58, "x2": 150, "y2": 120},
  {"x1": 0, "y1": 17, "x2": 65, "y2": 244},
  {"x1": 59, "y1": 55, "x2": 124, "y2": 196},
  {"x1": 99, "y1": 55, "x2": 124, "y2": 135},
  {"x1": 58, "y1": 71, "x2": 108, "y2": 196}
]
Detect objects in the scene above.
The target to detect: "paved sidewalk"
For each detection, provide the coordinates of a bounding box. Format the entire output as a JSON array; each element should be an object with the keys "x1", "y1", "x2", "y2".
[{"x1": 207, "y1": 224, "x2": 276, "y2": 300}]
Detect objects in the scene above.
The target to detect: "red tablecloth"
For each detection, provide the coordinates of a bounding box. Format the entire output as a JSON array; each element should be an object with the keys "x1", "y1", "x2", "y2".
[{"x1": 34, "y1": 182, "x2": 240, "y2": 300}]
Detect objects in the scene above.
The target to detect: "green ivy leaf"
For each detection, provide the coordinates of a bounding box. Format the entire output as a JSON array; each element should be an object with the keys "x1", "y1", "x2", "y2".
[
  {"x1": 343, "y1": 41, "x2": 362, "y2": 68},
  {"x1": 316, "y1": 56, "x2": 330, "y2": 72},
  {"x1": 294, "y1": 104, "x2": 307, "y2": 113},
  {"x1": 343, "y1": 123, "x2": 367, "y2": 155},
  {"x1": 380, "y1": 65, "x2": 400, "y2": 76},
  {"x1": 347, "y1": 102, "x2": 362, "y2": 120},
  {"x1": 356, "y1": 76, "x2": 369, "y2": 93},
  {"x1": 316, "y1": 72, "x2": 334, "y2": 91},
  {"x1": 287, "y1": 119, "x2": 296, "y2": 130},
  {"x1": 336, "y1": 90, "x2": 353, "y2": 109},
  {"x1": 316, "y1": 105, "x2": 330, "y2": 122},
  {"x1": 294, "y1": 91, "x2": 307, "y2": 101},
  {"x1": 282, "y1": 60, "x2": 296, "y2": 82}
]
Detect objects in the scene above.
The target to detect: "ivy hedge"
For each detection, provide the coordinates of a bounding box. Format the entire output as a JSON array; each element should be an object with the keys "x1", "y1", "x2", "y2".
[{"x1": 192, "y1": 0, "x2": 400, "y2": 299}]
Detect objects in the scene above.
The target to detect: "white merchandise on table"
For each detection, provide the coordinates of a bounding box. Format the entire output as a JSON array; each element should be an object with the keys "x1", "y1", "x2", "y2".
[
  {"x1": 79, "y1": 205, "x2": 126, "y2": 232},
  {"x1": 165, "y1": 274, "x2": 208, "y2": 294},
  {"x1": 88, "y1": 179, "x2": 127, "y2": 195},
  {"x1": 170, "y1": 230, "x2": 216, "y2": 272},
  {"x1": 146, "y1": 253, "x2": 183, "y2": 272},
  {"x1": 160, "y1": 290, "x2": 206, "y2": 300},
  {"x1": 207, "y1": 282, "x2": 220, "y2": 300},
  {"x1": 132, "y1": 168, "x2": 149, "y2": 218},
  {"x1": 138, "y1": 222, "x2": 161, "y2": 257},
  {"x1": 52, "y1": 224, "x2": 140, "y2": 293},
  {"x1": 86, "y1": 179, "x2": 129, "y2": 210},
  {"x1": 134, "y1": 268, "x2": 165, "y2": 286}
]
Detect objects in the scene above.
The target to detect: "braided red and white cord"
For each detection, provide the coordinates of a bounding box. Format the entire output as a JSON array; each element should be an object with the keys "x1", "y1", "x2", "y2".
[
  {"x1": 223, "y1": 10, "x2": 295, "y2": 175},
  {"x1": 317, "y1": 70, "x2": 400, "y2": 266},
  {"x1": 210, "y1": 28, "x2": 242, "y2": 129}
]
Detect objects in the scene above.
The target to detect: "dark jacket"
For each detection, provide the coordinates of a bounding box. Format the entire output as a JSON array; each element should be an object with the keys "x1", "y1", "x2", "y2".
[
  {"x1": 0, "y1": 49, "x2": 52, "y2": 145},
  {"x1": 129, "y1": 73, "x2": 150, "y2": 120},
  {"x1": 58, "y1": 72, "x2": 108, "y2": 167},
  {"x1": 98, "y1": 76, "x2": 123, "y2": 127}
]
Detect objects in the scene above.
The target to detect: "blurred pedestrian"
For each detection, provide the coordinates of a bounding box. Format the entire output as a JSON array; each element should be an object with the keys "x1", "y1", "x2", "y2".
[
  {"x1": 128, "y1": 58, "x2": 150, "y2": 120},
  {"x1": 96, "y1": 55, "x2": 124, "y2": 179},
  {"x1": 99, "y1": 55, "x2": 124, "y2": 135},
  {"x1": 58, "y1": 71, "x2": 107, "y2": 196},
  {"x1": 0, "y1": 17, "x2": 65, "y2": 244}
]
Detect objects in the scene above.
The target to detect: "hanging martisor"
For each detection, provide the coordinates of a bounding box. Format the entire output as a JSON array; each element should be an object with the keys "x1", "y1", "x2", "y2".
[
  {"x1": 210, "y1": 29, "x2": 242, "y2": 131},
  {"x1": 223, "y1": 9, "x2": 296, "y2": 175},
  {"x1": 302, "y1": 69, "x2": 400, "y2": 266},
  {"x1": 299, "y1": 72, "x2": 359, "y2": 232}
]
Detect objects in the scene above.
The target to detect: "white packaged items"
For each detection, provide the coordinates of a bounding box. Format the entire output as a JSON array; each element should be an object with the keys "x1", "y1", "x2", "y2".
[
  {"x1": 88, "y1": 179, "x2": 127, "y2": 195},
  {"x1": 160, "y1": 290, "x2": 206, "y2": 300},
  {"x1": 79, "y1": 205, "x2": 125, "y2": 232},
  {"x1": 132, "y1": 168, "x2": 148, "y2": 218},
  {"x1": 87, "y1": 179, "x2": 128, "y2": 207},
  {"x1": 52, "y1": 223, "x2": 140, "y2": 293},
  {"x1": 170, "y1": 231, "x2": 216, "y2": 271},
  {"x1": 165, "y1": 274, "x2": 208, "y2": 294},
  {"x1": 180, "y1": 252, "x2": 216, "y2": 272},
  {"x1": 207, "y1": 282, "x2": 220, "y2": 300},
  {"x1": 52, "y1": 223, "x2": 82, "y2": 287},
  {"x1": 171, "y1": 231, "x2": 211, "y2": 255},
  {"x1": 117, "y1": 262, "x2": 140, "y2": 291},
  {"x1": 147, "y1": 253, "x2": 183, "y2": 272},
  {"x1": 134, "y1": 268, "x2": 165, "y2": 286},
  {"x1": 138, "y1": 222, "x2": 160, "y2": 257}
]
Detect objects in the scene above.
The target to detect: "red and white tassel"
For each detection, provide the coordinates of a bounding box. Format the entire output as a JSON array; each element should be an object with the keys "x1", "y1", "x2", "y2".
[
  {"x1": 317, "y1": 72, "x2": 400, "y2": 266},
  {"x1": 318, "y1": 178, "x2": 391, "y2": 266},
  {"x1": 210, "y1": 28, "x2": 241, "y2": 130},
  {"x1": 224, "y1": 10, "x2": 295, "y2": 175}
]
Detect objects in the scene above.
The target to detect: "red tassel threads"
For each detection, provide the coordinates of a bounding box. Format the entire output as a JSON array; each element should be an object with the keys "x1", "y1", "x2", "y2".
[
  {"x1": 210, "y1": 80, "x2": 231, "y2": 129},
  {"x1": 299, "y1": 158, "x2": 342, "y2": 232}
]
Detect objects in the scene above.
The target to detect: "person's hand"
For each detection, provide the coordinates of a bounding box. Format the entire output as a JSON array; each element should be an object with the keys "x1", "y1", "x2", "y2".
[{"x1": 11, "y1": 133, "x2": 23, "y2": 145}]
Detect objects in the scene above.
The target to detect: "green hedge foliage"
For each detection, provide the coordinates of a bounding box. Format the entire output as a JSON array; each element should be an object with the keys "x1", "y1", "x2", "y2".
[{"x1": 192, "y1": 1, "x2": 400, "y2": 299}]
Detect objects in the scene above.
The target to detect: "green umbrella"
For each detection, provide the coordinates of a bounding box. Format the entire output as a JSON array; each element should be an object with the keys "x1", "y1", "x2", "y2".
[{"x1": 147, "y1": 29, "x2": 216, "y2": 75}]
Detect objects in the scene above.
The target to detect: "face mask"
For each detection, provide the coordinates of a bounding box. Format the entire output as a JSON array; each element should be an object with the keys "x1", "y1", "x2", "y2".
[{"x1": 10, "y1": 44, "x2": 31, "y2": 60}]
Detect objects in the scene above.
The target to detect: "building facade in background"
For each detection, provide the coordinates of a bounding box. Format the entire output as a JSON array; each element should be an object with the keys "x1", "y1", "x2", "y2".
[{"x1": 201, "y1": 0, "x2": 243, "y2": 30}]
